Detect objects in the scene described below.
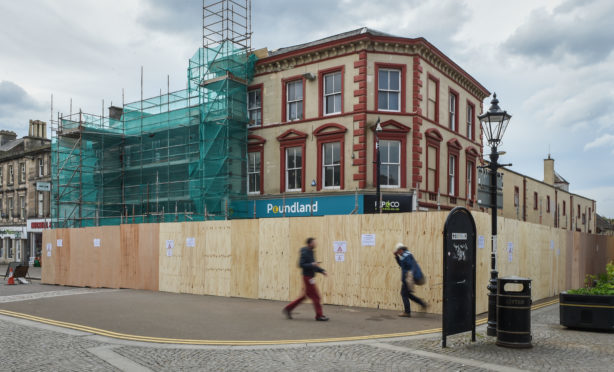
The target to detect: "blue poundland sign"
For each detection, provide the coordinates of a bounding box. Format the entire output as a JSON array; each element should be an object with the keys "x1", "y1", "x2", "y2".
[{"x1": 251, "y1": 195, "x2": 363, "y2": 218}]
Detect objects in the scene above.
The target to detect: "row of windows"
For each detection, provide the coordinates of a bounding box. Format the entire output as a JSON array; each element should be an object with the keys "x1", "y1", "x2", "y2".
[
  {"x1": 0, "y1": 158, "x2": 46, "y2": 187},
  {"x1": 0, "y1": 192, "x2": 46, "y2": 220},
  {"x1": 248, "y1": 68, "x2": 477, "y2": 140},
  {"x1": 427, "y1": 76, "x2": 476, "y2": 140},
  {"x1": 512, "y1": 187, "x2": 593, "y2": 227},
  {"x1": 247, "y1": 139, "x2": 475, "y2": 198}
]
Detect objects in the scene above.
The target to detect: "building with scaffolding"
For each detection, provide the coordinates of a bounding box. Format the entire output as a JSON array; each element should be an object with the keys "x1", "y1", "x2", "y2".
[{"x1": 52, "y1": 1, "x2": 255, "y2": 227}]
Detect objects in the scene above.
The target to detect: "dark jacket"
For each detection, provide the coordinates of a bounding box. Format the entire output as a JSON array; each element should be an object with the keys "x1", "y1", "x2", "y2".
[
  {"x1": 395, "y1": 251, "x2": 418, "y2": 282},
  {"x1": 299, "y1": 247, "x2": 325, "y2": 277}
]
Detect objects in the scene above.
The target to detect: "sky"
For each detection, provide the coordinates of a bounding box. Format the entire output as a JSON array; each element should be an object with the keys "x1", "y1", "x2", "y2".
[{"x1": 0, "y1": 0, "x2": 613, "y2": 217}]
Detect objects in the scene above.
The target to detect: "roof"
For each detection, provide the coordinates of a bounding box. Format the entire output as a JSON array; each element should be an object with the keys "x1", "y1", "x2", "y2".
[
  {"x1": 0, "y1": 138, "x2": 23, "y2": 152},
  {"x1": 554, "y1": 171, "x2": 569, "y2": 185},
  {"x1": 596, "y1": 214, "x2": 614, "y2": 231},
  {"x1": 269, "y1": 27, "x2": 393, "y2": 56}
]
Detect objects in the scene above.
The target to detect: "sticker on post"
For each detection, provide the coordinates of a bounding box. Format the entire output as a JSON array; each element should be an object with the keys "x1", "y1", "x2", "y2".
[
  {"x1": 361, "y1": 234, "x2": 375, "y2": 246},
  {"x1": 333, "y1": 241, "x2": 347, "y2": 253},
  {"x1": 452, "y1": 232, "x2": 467, "y2": 240}
]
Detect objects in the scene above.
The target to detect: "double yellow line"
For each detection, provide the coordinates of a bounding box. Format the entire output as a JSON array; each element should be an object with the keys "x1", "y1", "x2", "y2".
[{"x1": 0, "y1": 299, "x2": 559, "y2": 346}]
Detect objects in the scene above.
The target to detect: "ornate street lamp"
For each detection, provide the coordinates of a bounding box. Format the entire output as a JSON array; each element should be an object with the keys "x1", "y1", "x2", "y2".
[
  {"x1": 478, "y1": 93, "x2": 512, "y2": 337},
  {"x1": 374, "y1": 117, "x2": 382, "y2": 213}
]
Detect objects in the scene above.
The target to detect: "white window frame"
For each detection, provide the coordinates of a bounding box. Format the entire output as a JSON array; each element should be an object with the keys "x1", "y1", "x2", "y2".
[
  {"x1": 449, "y1": 93, "x2": 457, "y2": 131},
  {"x1": 0, "y1": 165, "x2": 3, "y2": 186},
  {"x1": 247, "y1": 152, "x2": 261, "y2": 195},
  {"x1": 323, "y1": 71, "x2": 342, "y2": 115},
  {"x1": 379, "y1": 140, "x2": 401, "y2": 188},
  {"x1": 286, "y1": 80, "x2": 303, "y2": 121},
  {"x1": 247, "y1": 89, "x2": 262, "y2": 128},
  {"x1": 38, "y1": 158, "x2": 44, "y2": 177},
  {"x1": 322, "y1": 142, "x2": 341, "y2": 189},
  {"x1": 449, "y1": 155, "x2": 456, "y2": 196},
  {"x1": 9, "y1": 165, "x2": 13, "y2": 184},
  {"x1": 19, "y1": 163, "x2": 25, "y2": 183},
  {"x1": 466, "y1": 104, "x2": 473, "y2": 140},
  {"x1": 38, "y1": 192, "x2": 44, "y2": 218},
  {"x1": 8, "y1": 197, "x2": 13, "y2": 219},
  {"x1": 467, "y1": 161, "x2": 473, "y2": 200},
  {"x1": 285, "y1": 147, "x2": 302, "y2": 192},
  {"x1": 19, "y1": 195, "x2": 25, "y2": 220},
  {"x1": 378, "y1": 69, "x2": 401, "y2": 112}
]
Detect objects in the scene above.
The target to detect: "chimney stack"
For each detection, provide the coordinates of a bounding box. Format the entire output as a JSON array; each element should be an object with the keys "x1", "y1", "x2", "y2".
[{"x1": 544, "y1": 154, "x2": 554, "y2": 185}]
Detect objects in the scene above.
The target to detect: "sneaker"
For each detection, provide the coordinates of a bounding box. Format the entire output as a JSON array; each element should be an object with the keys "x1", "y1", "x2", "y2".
[
  {"x1": 282, "y1": 308, "x2": 292, "y2": 319},
  {"x1": 316, "y1": 316, "x2": 329, "y2": 321},
  {"x1": 398, "y1": 312, "x2": 411, "y2": 317}
]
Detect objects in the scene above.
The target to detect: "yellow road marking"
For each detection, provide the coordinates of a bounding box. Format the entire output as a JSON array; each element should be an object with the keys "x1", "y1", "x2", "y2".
[{"x1": 0, "y1": 299, "x2": 560, "y2": 346}]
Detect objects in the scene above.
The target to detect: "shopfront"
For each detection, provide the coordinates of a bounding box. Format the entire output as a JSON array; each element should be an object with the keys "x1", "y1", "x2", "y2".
[
  {"x1": 0, "y1": 226, "x2": 27, "y2": 264},
  {"x1": 26, "y1": 218, "x2": 50, "y2": 263}
]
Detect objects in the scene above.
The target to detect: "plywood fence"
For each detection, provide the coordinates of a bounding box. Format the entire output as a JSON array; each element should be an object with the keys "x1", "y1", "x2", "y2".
[{"x1": 42, "y1": 212, "x2": 614, "y2": 314}]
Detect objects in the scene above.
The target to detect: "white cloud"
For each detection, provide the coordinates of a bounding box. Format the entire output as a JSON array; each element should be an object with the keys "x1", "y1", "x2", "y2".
[{"x1": 584, "y1": 134, "x2": 614, "y2": 152}]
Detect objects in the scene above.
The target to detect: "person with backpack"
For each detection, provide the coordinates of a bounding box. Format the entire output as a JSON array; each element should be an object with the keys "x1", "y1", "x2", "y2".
[
  {"x1": 394, "y1": 242, "x2": 427, "y2": 317},
  {"x1": 283, "y1": 237, "x2": 329, "y2": 321}
]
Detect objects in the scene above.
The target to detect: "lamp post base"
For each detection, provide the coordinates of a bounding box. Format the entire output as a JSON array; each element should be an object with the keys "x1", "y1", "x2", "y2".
[{"x1": 487, "y1": 270, "x2": 498, "y2": 336}]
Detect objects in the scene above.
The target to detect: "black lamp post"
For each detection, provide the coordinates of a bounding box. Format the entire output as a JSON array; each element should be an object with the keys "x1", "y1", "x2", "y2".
[
  {"x1": 374, "y1": 117, "x2": 382, "y2": 213},
  {"x1": 478, "y1": 93, "x2": 512, "y2": 337}
]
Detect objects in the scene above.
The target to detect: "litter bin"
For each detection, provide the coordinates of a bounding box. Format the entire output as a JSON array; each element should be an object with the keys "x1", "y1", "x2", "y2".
[{"x1": 496, "y1": 276, "x2": 532, "y2": 348}]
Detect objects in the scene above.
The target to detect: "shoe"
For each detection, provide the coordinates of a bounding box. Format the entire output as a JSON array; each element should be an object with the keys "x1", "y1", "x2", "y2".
[
  {"x1": 283, "y1": 308, "x2": 292, "y2": 319},
  {"x1": 421, "y1": 303, "x2": 429, "y2": 311},
  {"x1": 398, "y1": 312, "x2": 411, "y2": 317},
  {"x1": 316, "y1": 316, "x2": 329, "y2": 321}
]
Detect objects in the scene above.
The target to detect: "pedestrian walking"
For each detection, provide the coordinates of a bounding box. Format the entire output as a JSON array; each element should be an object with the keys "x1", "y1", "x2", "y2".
[
  {"x1": 283, "y1": 237, "x2": 329, "y2": 321},
  {"x1": 394, "y1": 242, "x2": 427, "y2": 317}
]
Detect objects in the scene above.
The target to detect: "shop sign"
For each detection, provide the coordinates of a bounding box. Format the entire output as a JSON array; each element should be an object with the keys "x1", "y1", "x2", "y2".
[
  {"x1": 36, "y1": 182, "x2": 51, "y2": 191},
  {"x1": 251, "y1": 195, "x2": 363, "y2": 218},
  {"x1": 0, "y1": 226, "x2": 26, "y2": 239},
  {"x1": 363, "y1": 194, "x2": 414, "y2": 213},
  {"x1": 27, "y1": 219, "x2": 51, "y2": 232}
]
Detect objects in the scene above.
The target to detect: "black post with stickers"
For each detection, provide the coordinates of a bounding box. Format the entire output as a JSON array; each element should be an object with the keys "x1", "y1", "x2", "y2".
[{"x1": 442, "y1": 207, "x2": 477, "y2": 348}]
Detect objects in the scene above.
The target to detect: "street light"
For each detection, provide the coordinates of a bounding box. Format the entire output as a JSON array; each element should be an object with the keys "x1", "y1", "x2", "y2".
[
  {"x1": 478, "y1": 93, "x2": 512, "y2": 337},
  {"x1": 374, "y1": 117, "x2": 382, "y2": 213}
]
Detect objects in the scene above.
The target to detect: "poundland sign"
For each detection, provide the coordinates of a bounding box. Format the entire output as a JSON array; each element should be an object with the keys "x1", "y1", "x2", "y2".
[{"x1": 252, "y1": 195, "x2": 362, "y2": 218}]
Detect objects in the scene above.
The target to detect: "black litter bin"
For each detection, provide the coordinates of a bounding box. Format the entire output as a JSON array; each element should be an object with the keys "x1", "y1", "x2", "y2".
[{"x1": 496, "y1": 276, "x2": 532, "y2": 348}]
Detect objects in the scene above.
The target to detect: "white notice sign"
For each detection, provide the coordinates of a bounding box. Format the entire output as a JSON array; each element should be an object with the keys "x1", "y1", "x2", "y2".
[
  {"x1": 186, "y1": 237, "x2": 195, "y2": 247},
  {"x1": 93, "y1": 238, "x2": 101, "y2": 247},
  {"x1": 508, "y1": 252, "x2": 513, "y2": 262},
  {"x1": 166, "y1": 240, "x2": 174, "y2": 257},
  {"x1": 335, "y1": 253, "x2": 345, "y2": 262},
  {"x1": 452, "y1": 233, "x2": 467, "y2": 240},
  {"x1": 478, "y1": 235, "x2": 485, "y2": 249},
  {"x1": 46, "y1": 243, "x2": 52, "y2": 257},
  {"x1": 333, "y1": 241, "x2": 347, "y2": 253},
  {"x1": 57, "y1": 239, "x2": 63, "y2": 247},
  {"x1": 507, "y1": 242, "x2": 513, "y2": 253},
  {"x1": 361, "y1": 234, "x2": 376, "y2": 246},
  {"x1": 550, "y1": 240, "x2": 554, "y2": 250}
]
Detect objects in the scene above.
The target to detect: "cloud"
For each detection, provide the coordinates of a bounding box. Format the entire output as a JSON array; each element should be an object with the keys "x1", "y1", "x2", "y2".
[
  {"x1": 584, "y1": 134, "x2": 614, "y2": 152},
  {"x1": 137, "y1": 0, "x2": 201, "y2": 35},
  {"x1": 0, "y1": 81, "x2": 43, "y2": 114},
  {"x1": 503, "y1": 0, "x2": 614, "y2": 65}
]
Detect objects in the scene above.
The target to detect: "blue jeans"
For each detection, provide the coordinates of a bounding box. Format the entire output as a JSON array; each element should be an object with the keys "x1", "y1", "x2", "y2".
[{"x1": 401, "y1": 281, "x2": 425, "y2": 314}]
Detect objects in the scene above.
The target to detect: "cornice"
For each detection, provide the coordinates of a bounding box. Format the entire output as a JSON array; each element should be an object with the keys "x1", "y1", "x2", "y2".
[{"x1": 255, "y1": 35, "x2": 490, "y2": 101}]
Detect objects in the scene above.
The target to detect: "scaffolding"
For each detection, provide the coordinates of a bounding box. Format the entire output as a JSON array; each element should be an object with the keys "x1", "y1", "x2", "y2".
[{"x1": 51, "y1": 0, "x2": 255, "y2": 227}]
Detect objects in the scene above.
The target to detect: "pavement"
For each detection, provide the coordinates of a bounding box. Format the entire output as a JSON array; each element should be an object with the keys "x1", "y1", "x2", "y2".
[{"x1": 1, "y1": 280, "x2": 613, "y2": 371}]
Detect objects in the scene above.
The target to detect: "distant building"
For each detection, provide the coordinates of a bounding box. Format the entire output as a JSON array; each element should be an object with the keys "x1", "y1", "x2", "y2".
[
  {"x1": 498, "y1": 156, "x2": 596, "y2": 233},
  {"x1": 596, "y1": 214, "x2": 614, "y2": 235},
  {"x1": 0, "y1": 120, "x2": 51, "y2": 264}
]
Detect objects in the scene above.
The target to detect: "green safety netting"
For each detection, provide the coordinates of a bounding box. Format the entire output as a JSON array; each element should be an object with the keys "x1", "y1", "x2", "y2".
[{"x1": 52, "y1": 41, "x2": 256, "y2": 227}]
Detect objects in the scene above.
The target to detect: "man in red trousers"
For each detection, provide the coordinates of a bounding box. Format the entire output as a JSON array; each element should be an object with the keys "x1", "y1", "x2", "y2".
[{"x1": 283, "y1": 237, "x2": 329, "y2": 321}]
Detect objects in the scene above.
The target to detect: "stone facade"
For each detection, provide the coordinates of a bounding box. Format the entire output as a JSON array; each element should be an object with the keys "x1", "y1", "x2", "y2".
[{"x1": 0, "y1": 120, "x2": 51, "y2": 264}]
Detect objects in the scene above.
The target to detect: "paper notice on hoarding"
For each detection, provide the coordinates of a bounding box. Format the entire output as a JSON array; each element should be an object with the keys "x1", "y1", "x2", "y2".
[
  {"x1": 57, "y1": 239, "x2": 63, "y2": 247},
  {"x1": 93, "y1": 238, "x2": 101, "y2": 247},
  {"x1": 335, "y1": 253, "x2": 345, "y2": 262},
  {"x1": 186, "y1": 237, "x2": 195, "y2": 247},
  {"x1": 166, "y1": 240, "x2": 174, "y2": 257},
  {"x1": 550, "y1": 240, "x2": 554, "y2": 250},
  {"x1": 508, "y1": 252, "x2": 513, "y2": 262},
  {"x1": 333, "y1": 241, "x2": 347, "y2": 253},
  {"x1": 361, "y1": 234, "x2": 375, "y2": 246},
  {"x1": 478, "y1": 235, "x2": 485, "y2": 249},
  {"x1": 507, "y1": 242, "x2": 513, "y2": 253}
]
